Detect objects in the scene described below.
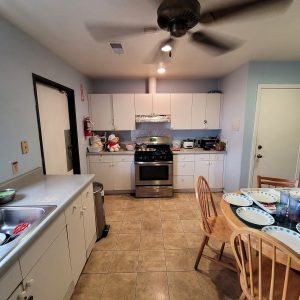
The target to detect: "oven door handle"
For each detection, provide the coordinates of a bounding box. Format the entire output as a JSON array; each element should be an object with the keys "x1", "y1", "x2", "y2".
[{"x1": 135, "y1": 161, "x2": 173, "y2": 165}]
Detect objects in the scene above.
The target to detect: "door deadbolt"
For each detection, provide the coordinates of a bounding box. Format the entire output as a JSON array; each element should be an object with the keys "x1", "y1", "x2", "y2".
[
  {"x1": 258, "y1": 145, "x2": 262, "y2": 150},
  {"x1": 257, "y1": 154, "x2": 263, "y2": 159}
]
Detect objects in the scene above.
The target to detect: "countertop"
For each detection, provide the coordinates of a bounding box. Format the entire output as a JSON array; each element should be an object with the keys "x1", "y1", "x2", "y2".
[
  {"x1": 0, "y1": 174, "x2": 94, "y2": 276},
  {"x1": 87, "y1": 148, "x2": 226, "y2": 155}
]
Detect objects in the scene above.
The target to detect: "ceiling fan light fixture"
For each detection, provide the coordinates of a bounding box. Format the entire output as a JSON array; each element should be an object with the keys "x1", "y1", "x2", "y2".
[
  {"x1": 161, "y1": 44, "x2": 172, "y2": 52},
  {"x1": 157, "y1": 66, "x2": 166, "y2": 74}
]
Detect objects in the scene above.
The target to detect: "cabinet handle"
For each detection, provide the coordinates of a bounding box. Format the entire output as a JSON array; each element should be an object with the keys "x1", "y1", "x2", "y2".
[
  {"x1": 86, "y1": 191, "x2": 89, "y2": 198},
  {"x1": 26, "y1": 278, "x2": 35, "y2": 289},
  {"x1": 82, "y1": 206, "x2": 87, "y2": 211},
  {"x1": 17, "y1": 291, "x2": 27, "y2": 300},
  {"x1": 80, "y1": 210, "x2": 85, "y2": 215},
  {"x1": 73, "y1": 204, "x2": 78, "y2": 210}
]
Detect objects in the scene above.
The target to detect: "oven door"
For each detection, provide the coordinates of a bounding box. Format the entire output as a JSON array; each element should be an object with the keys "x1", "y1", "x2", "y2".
[{"x1": 135, "y1": 162, "x2": 173, "y2": 186}]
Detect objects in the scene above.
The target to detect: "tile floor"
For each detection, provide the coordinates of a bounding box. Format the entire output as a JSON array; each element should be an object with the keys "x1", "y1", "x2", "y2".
[{"x1": 71, "y1": 193, "x2": 241, "y2": 300}]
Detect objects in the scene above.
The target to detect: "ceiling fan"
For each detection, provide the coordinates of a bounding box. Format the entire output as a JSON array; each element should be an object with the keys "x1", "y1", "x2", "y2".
[{"x1": 86, "y1": 0, "x2": 292, "y2": 62}]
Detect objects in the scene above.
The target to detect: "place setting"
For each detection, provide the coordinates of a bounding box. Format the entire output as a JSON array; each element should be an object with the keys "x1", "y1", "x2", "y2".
[{"x1": 223, "y1": 189, "x2": 300, "y2": 253}]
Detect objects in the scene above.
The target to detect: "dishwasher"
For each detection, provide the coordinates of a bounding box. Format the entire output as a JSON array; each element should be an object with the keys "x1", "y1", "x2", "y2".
[{"x1": 93, "y1": 182, "x2": 110, "y2": 241}]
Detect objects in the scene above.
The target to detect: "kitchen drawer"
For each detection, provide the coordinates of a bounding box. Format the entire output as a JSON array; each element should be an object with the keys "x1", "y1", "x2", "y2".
[
  {"x1": 194, "y1": 154, "x2": 210, "y2": 161},
  {"x1": 20, "y1": 212, "x2": 65, "y2": 277},
  {"x1": 88, "y1": 155, "x2": 113, "y2": 163},
  {"x1": 113, "y1": 155, "x2": 134, "y2": 162},
  {"x1": 209, "y1": 154, "x2": 224, "y2": 161},
  {"x1": 173, "y1": 176, "x2": 194, "y2": 189},
  {"x1": 65, "y1": 194, "x2": 82, "y2": 225},
  {"x1": 174, "y1": 161, "x2": 194, "y2": 176},
  {"x1": 174, "y1": 154, "x2": 195, "y2": 162}
]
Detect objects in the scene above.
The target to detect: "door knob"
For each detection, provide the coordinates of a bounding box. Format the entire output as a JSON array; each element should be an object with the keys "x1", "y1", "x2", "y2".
[
  {"x1": 257, "y1": 154, "x2": 263, "y2": 159},
  {"x1": 258, "y1": 145, "x2": 262, "y2": 150}
]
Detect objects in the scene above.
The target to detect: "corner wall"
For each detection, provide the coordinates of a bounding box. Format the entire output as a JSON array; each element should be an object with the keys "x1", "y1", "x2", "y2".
[
  {"x1": 220, "y1": 64, "x2": 249, "y2": 192},
  {"x1": 0, "y1": 16, "x2": 92, "y2": 183}
]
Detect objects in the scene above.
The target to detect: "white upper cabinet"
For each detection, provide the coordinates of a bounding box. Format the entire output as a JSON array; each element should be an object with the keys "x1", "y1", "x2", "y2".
[
  {"x1": 89, "y1": 94, "x2": 114, "y2": 130},
  {"x1": 112, "y1": 94, "x2": 136, "y2": 130},
  {"x1": 191, "y1": 93, "x2": 206, "y2": 129},
  {"x1": 171, "y1": 94, "x2": 193, "y2": 129},
  {"x1": 152, "y1": 94, "x2": 171, "y2": 115},
  {"x1": 135, "y1": 94, "x2": 152, "y2": 115},
  {"x1": 192, "y1": 93, "x2": 221, "y2": 129},
  {"x1": 206, "y1": 94, "x2": 221, "y2": 129}
]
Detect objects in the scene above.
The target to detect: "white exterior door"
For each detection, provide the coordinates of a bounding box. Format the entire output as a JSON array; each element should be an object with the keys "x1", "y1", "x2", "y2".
[
  {"x1": 37, "y1": 84, "x2": 73, "y2": 175},
  {"x1": 89, "y1": 94, "x2": 114, "y2": 130},
  {"x1": 251, "y1": 86, "x2": 300, "y2": 187}
]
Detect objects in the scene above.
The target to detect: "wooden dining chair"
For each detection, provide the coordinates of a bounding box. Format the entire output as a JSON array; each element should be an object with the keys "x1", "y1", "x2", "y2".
[
  {"x1": 231, "y1": 228, "x2": 300, "y2": 300},
  {"x1": 257, "y1": 175, "x2": 298, "y2": 188},
  {"x1": 194, "y1": 176, "x2": 236, "y2": 271}
]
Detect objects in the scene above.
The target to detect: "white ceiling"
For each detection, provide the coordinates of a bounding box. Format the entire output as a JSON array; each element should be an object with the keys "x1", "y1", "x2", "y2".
[{"x1": 0, "y1": 0, "x2": 300, "y2": 79}]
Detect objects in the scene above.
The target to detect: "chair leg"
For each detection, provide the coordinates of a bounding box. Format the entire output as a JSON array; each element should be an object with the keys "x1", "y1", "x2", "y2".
[
  {"x1": 239, "y1": 292, "x2": 247, "y2": 300},
  {"x1": 194, "y1": 236, "x2": 209, "y2": 270},
  {"x1": 218, "y1": 242, "x2": 225, "y2": 261}
]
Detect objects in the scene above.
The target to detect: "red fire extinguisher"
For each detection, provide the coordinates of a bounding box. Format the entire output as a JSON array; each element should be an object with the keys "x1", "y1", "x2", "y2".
[{"x1": 84, "y1": 116, "x2": 93, "y2": 137}]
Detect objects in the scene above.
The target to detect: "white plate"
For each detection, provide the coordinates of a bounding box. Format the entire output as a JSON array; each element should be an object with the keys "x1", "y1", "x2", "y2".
[
  {"x1": 0, "y1": 233, "x2": 6, "y2": 245},
  {"x1": 290, "y1": 191, "x2": 300, "y2": 198},
  {"x1": 236, "y1": 207, "x2": 275, "y2": 226},
  {"x1": 223, "y1": 193, "x2": 253, "y2": 206},
  {"x1": 262, "y1": 226, "x2": 300, "y2": 254},
  {"x1": 246, "y1": 191, "x2": 278, "y2": 204},
  {"x1": 296, "y1": 223, "x2": 300, "y2": 233}
]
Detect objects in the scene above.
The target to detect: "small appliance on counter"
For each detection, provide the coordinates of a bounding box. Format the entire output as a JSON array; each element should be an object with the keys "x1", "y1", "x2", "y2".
[
  {"x1": 182, "y1": 139, "x2": 195, "y2": 149},
  {"x1": 172, "y1": 140, "x2": 181, "y2": 151},
  {"x1": 199, "y1": 137, "x2": 219, "y2": 150}
]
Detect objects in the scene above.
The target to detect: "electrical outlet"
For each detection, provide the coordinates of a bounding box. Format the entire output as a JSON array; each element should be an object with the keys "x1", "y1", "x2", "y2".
[
  {"x1": 21, "y1": 141, "x2": 29, "y2": 154},
  {"x1": 11, "y1": 161, "x2": 19, "y2": 175}
]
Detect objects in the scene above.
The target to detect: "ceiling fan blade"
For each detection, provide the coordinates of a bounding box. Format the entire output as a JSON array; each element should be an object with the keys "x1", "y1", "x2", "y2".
[
  {"x1": 190, "y1": 30, "x2": 242, "y2": 55},
  {"x1": 86, "y1": 23, "x2": 160, "y2": 42},
  {"x1": 199, "y1": 0, "x2": 293, "y2": 24},
  {"x1": 144, "y1": 38, "x2": 176, "y2": 65}
]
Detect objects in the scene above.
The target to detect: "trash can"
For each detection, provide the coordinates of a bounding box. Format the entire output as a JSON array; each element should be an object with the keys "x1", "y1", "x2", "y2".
[{"x1": 93, "y1": 182, "x2": 109, "y2": 241}]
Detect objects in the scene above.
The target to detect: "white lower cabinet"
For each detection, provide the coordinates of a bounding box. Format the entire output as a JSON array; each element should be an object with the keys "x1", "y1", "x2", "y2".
[
  {"x1": 88, "y1": 155, "x2": 134, "y2": 191},
  {"x1": 174, "y1": 153, "x2": 224, "y2": 190},
  {"x1": 65, "y1": 195, "x2": 87, "y2": 284},
  {"x1": 20, "y1": 229, "x2": 73, "y2": 300}
]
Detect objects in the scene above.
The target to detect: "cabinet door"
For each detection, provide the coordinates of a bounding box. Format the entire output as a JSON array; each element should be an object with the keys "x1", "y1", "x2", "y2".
[
  {"x1": 206, "y1": 94, "x2": 221, "y2": 129},
  {"x1": 113, "y1": 94, "x2": 135, "y2": 130},
  {"x1": 81, "y1": 184, "x2": 96, "y2": 252},
  {"x1": 135, "y1": 94, "x2": 152, "y2": 115},
  {"x1": 23, "y1": 229, "x2": 73, "y2": 300},
  {"x1": 194, "y1": 161, "x2": 210, "y2": 182},
  {"x1": 173, "y1": 176, "x2": 194, "y2": 189},
  {"x1": 174, "y1": 162, "x2": 194, "y2": 176},
  {"x1": 66, "y1": 196, "x2": 86, "y2": 283},
  {"x1": 89, "y1": 162, "x2": 114, "y2": 190},
  {"x1": 171, "y1": 94, "x2": 192, "y2": 129},
  {"x1": 153, "y1": 94, "x2": 171, "y2": 115},
  {"x1": 192, "y1": 93, "x2": 206, "y2": 129},
  {"x1": 113, "y1": 162, "x2": 134, "y2": 190},
  {"x1": 209, "y1": 160, "x2": 224, "y2": 189},
  {"x1": 89, "y1": 94, "x2": 114, "y2": 130}
]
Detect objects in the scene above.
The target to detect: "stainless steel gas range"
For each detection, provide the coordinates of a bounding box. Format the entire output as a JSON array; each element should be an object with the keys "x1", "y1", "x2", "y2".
[{"x1": 135, "y1": 136, "x2": 173, "y2": 198}]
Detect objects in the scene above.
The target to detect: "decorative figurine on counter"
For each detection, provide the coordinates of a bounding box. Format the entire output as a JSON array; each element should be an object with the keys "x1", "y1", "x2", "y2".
[{"x1": 107, "y1": 134, "x2": 121, "y2": 152}]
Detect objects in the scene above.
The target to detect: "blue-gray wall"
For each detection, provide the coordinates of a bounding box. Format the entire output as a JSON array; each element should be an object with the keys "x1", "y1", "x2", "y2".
[
  {"x1": 92, "y1": 78, "x2": 219, "y2": 93},
  {"x1": 220, "y1": 64, "x2": 249, "y2": 192},
  {"x1": 240, "y1": 61, "x2": 300, "y2": 187},
  {"x1": 0, "y1": 16, "x2": 92, "y2": 183}
]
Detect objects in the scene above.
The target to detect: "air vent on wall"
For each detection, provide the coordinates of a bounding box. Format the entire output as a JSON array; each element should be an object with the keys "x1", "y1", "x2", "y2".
[{"x1": 110, "y1": 42, "x2": 124, "y2": 55}]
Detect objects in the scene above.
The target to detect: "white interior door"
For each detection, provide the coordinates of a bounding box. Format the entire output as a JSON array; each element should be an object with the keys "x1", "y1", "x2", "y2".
[
  {"x1": 37, "y1": 83, "x2": 73, "y2": 175},
  {"x1": 251, "y1": 87, "x2": 300, "y2": 187}
]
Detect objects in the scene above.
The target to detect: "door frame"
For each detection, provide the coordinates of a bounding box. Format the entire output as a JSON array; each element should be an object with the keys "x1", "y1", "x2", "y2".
[
  {"x1": 248, "y1": 84, "x2": 300, "y2": 187},
  {"x1": 32, "y1": 74, "x2": 81, "y2": 174}
]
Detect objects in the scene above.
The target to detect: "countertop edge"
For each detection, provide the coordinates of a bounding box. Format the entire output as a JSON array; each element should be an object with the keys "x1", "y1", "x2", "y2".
[{"x1": 0, "y1": 174, "x2": 94, "y2": 277}]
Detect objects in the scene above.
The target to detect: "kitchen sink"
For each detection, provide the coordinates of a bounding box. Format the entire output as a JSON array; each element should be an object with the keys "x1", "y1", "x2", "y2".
[{"x1": 0, "y1": 205, "x2": 56, "y2": 262}]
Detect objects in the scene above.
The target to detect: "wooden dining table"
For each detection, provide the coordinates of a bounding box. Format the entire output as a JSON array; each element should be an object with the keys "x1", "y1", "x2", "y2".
[{"x1": 220, "y1": 198, "x2": 300, "y2": 271}]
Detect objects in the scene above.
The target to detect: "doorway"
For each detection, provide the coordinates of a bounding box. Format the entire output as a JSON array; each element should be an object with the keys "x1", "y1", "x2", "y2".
[
  {"x1": 250, "y1": 85, "x2": 300, "y2": 187},
  {"x1": 33, "y1": 74, "x2": 81, "y2": 174}
]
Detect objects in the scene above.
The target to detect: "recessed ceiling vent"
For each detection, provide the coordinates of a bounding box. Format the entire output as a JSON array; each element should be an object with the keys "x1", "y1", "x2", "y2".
[{"x1": 109, "y1": 42, "x2": 124, "y2": 55}]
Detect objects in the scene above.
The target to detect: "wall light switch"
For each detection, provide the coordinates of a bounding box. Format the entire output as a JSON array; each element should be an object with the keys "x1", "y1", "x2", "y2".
[
  {"x1": 11, "y1": 161, "x2": 19, "y2": 175},
  {"x1": 21, "y1": 141, "x2": 29, "y2": 154}
]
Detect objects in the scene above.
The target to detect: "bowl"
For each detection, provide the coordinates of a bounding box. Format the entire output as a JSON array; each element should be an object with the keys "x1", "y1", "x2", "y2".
[
  {"x1": 0, "y1": 189, "x2": 16, "y2": 205},
  {"x1": 125, "y1": 144, "x2": 135, "y2": 151}
]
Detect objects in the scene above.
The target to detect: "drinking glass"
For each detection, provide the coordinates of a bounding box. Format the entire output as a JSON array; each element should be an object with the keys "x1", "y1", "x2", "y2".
[
  {"x1": 280, "y1": 190, "x2": 290, "y2": 206},
  {"x1": 276, "y1": 203, "x2": 288, "y2": 223},
  {"x1": 288, "y1": 195, "x2": 300, "y2": 225}
]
